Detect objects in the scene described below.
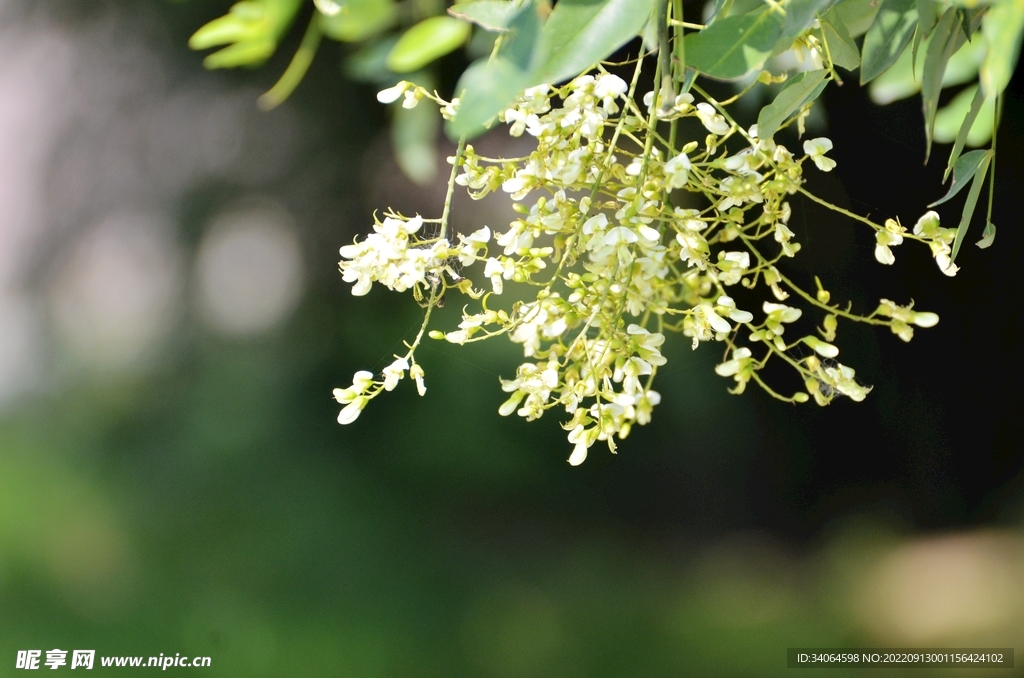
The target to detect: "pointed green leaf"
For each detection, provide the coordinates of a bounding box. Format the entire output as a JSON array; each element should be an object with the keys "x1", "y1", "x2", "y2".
[
  {"x1": 681, "y1": 66, "x2": 698, "y2": 94},
  {"x1": 959, "y1": 6, "x2": 985, "y2": 39},
  {"x1": 980, "y1": 0, "x2": 1024, "y2": 97},
  {"x1": 868, "y1": 33, "x2": 921, "y2": 103},
  {"x1": 530, "y1": 0, "x2": 656, "y2": 86},
  {"x1": 869, "y1": 29, "x2": 984, "y2": 104},
  {"x1": 921, "y1": 7, "x2": 965, "y2": 160},
  {"x1": 757, "y1": 69, "x2": 828, "y2": 138},
  {"x1": 501, "y1": 4, "x2": 545, "y2": 71},
  {"x1": 830, "y1": 0, "x2": 881, "y2": 37},
  {"x1": 707, "y1": 0, "x2": 733, "y2": 24},
  {"x1": 930, "y1": 148, "x2": 990, "y2": 206},
  {"x1": 448, "y1": 1, "x2": 518, "y2": 32},
  {"x1": 685, "y1": 7, "x2": 786, "y2": 79},
  {"x1": 860, "y1": 0, "x2": 918, "y2": 84},
  {"x1": 941, "y1": 84, "x2": 986, "y2": 181},
  {"x1": 448, "y1": 59, "x2": 528, "y2": 138},
  {"x1": 392, "y1": 89, "x2": 440, "y2": 185},
  {"x1": 773, "y1": 0, "x2": 837, "y2": 53},
  {"x1": 448, "y1": 4, "x2": 543, "y2": 138},
  {"x1": 820, "y1": 14, "x2": 860, "y2": 70},
  {"x1": 386, "y1": 17, "x2": 471, "y2": 72},
  {"x1": 950, "y1": 151, "x2": 991, "y2": 261},
  {"x1": 189, "y1": 0, "x2": 304, "y2": 68},
  {"x1": 322, "y1": 0, "x2": 396, "y2": 42},
  {"x1": 917, "y1": 0, "x2": 939, "y2": 35},
  {"x1": 976, "y1": 221, "x2": 996, "y2": 249}
]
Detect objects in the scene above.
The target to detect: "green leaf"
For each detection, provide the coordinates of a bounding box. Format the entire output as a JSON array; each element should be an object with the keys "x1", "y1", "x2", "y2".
[
  {"x1": 860, "y1": 0, "x2": 918, "y2": 84},
  {"x1": 448, "y1": 1, "x2": 519, "y2": 31},
  {"x1": 707, "y1": 0, "x2": 733, "y2": 23},
  {"x1": 949, "y1": 150, "x2": 991, "y2": 261},
  {"x1": 939, "y1": 84, "x2": 987, "y2": 181},
  {"x1": 322, "y1": 0, "x2": 396, "y2": 42},
  {"x1": 685, "y1": 7, "x2": 786, "y2": 79},
  {"x1": 448, "y1": 4, "x2": 543, "y2": 138},
  {"x1": 757, "y1": 69, "x2": 828, "y2": 138},
  {"x1": 392, "y1": 87, "x2": 440, "y2": 185},
  {"x1": 917, "y1": 0, "x2": 939, "y2": 36},
  {"x1": 448, "y1": 59, "x2": 528, "y2": 138},
  {"x1": 344, "y1": 37, "x2": 400, "y2": 83},
  {"x1": 920, "y1": 7, "x2": 965, "y2": 160},
  {"x1": 386, "y1": 17, "x2": 471, "y2": 72},
  {"x1": 501, "y1": 2, "x2": 546, "y2": 70},
  {"x1": 774, "y1": 0, "x2": 837, "y2": 53},
  {"x1": 770, "y1": 0, "x2": 835, "y2": 53},
  {"x1": 830, "y1": 0, "x2": 881, "y2": 37},
  {"x1": 929, "y1": 148, "x2": 989, "y2": 207},
  {"x1": 869, "y1": 30, "x2": 984, "y2": 104},
  {"x1": 976, "y1": 221, "x2": 996, "y2": 249},
  {"x1": 531, "y1": 0, "x2": 656, "y2": 86},
  {"x1": 959, "y1": 6, "x2": 985, "y2": 39},
  {"x1": 980, "y1": 0, "x2": 1024, "y2": 96},
  {"x1": 189, "y1": 0, "x2": 304, "y2": 69},
  {"x1": 820, "y1": 13, "x2": 860, "y2": 70}
]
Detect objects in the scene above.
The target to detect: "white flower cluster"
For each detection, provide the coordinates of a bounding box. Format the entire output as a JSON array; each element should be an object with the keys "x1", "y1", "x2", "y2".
[
  {"x1": 338, "y1": 215, "x2": 450, "y2": 296},
  {"x1": 873, "y1": 210, "x2": 959, "y2": 276},
  {"x1": 334, "y1": 66, "x2": 947, "y2": 464}
]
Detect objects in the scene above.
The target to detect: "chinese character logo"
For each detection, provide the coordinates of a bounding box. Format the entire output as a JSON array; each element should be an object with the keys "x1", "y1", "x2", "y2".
[{"x1": 16, "y1": 650, "x2": 41, "y2": 670}]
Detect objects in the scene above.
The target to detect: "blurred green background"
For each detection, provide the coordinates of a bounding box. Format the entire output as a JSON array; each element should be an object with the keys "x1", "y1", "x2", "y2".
[{"x1": 0, "y1": 1, "x2": 1023, "y2": 676}]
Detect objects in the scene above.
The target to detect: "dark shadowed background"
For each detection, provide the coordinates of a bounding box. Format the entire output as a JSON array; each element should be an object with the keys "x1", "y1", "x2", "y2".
[{"x1": 0, "y1": 1, "x2": 1022, "y2": 675}]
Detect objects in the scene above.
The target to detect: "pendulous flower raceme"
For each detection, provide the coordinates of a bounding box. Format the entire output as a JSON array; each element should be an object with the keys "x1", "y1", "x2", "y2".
[{"x1": 334, "y1": 59, "x2": 948, "y2": 466}]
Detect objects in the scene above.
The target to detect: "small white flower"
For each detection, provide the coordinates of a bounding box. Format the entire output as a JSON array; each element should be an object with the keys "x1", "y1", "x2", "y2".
[
  {"x1": 441, "y1": 98, "x2": 460, "y2": 120},
  {"x1": 699, "y1": 303, "x2": 732, "y2": 334},
  {"x1": 502, "y1": 176, "x2": 528, "y2": 195},
  {"x1": 913, "y1": 211, "x2": 941, "y2": 236},
  {"x1": 934, "y1": 250, "x2": 959, "y2": 277},
  {"x1": 377, "y1": 81, "x2": 411, "y2": 104},
  {"x1": 803, "y1": 336, "x2": 839, "y2": 358},
  {"x1": 484, "y1": 257, "x2": 505, "y2": 294},
  {"x1": 717, "y1": 295, "x2": 753, "y2": 323},
  {"x1": 401, "y1": 89, "x2": 422, "y2": 109},
  {"x1": 763, "y1": 302, "x2": 802, "y2": 334},
  {"x1": 445, "y1": 329, "x2": 469, "y2": 345},
  {"x1": 337, "y1": 396, "x2": 368, "y2": 425},
  {"x1": 410, "y1": 363, "x2": 426, "y2": 396},
  {"x1": 567, "y1": 424, "x2": 592, "y2": 466},
  {"x1": 664, "y1": 153, "x2": 691, "y2": 189},
  {"x1": 314, "y1": 0, "x2": 342, "y2": 15},
  {"x1": 912, "y1": 311, "x2": 939, "y2": 327},
  {"x1": 874, "y1": 242, "x2": 895, "y2": 265},
  {"x1": 874, "y1": 223, "x2": 904, "y2": 266},
  {"x1": 696, "y1": 103, "x2": 730, "y2": 135},
  {"x1": 717, "y1": 251, "x2": 750, "y2": 286},
  {"x1": 568, "y1": 441, "x2": 589, "y2": 466},
  {"x1": 594, "y1": 73, "x2": 627, "y2": 99},
  {"x1": 382, "y1": 356, "x2": 409, "y2": 391},
  {"x1": 803, "y1": 137, "x2": 836, "y2": 172},
  {"x1": 715, "y1": 347, "x2": 752, "y2": 377}
]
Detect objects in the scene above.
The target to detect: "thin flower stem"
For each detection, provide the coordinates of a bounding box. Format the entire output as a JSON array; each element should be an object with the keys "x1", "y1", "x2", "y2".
[
  {"x1": 796, "y1": 186, "x2": 883, "y2": 230},
  {"x1": 739, "y1": 233, "x2": 887, "y2": 326},
  {"x1": 439, "y1": 136, "x2": 467, "y2": 241},
  {"x1": 751, "y1": 372, "x2": 801, "y2": 402}
]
